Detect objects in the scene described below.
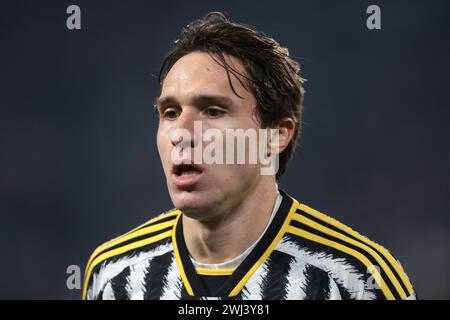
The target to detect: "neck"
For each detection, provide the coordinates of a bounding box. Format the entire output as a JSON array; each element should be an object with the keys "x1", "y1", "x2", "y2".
[{"x1": 182, "y1": 179, "x2": 279, "y2": 264}]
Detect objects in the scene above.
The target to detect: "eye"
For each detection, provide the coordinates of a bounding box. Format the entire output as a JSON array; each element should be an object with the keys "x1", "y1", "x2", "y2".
[
  {"x1": 161, "y1": 108, "x2": 180, "y2": 120},
  {"x1": 204, "y1": 107, "x2": 225, "y2": 118}
]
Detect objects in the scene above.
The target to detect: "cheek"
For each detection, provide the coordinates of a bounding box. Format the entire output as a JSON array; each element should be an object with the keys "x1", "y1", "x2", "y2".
[
  {"x1": 156, "y1": 129, "x2": 162, "y2": 155},
  {"x1": 156, "y1": 127, "x2": 169, "y2": 163},
  {"x1": 212, "y1": 164, "x2": 256, "y2": 182}
]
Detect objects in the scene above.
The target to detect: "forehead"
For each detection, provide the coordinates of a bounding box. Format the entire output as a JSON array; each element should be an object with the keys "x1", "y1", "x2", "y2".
[{"x1": 160, "y1": 51, "x2": 255, "y2": 105}]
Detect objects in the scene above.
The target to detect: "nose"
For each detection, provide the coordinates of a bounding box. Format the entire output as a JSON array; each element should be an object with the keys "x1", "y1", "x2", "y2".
[{"x1": 169, "y1": 108, "x2": 198, "y2": 149}]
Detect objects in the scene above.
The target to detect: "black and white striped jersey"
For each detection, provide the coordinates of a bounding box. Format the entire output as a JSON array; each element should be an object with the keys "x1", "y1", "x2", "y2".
[{"x1": 83, "y1": 189, "x2": 416, "y2": 300}]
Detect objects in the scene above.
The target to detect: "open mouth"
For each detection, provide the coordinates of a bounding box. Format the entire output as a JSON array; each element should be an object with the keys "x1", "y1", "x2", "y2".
[
  {"x1": 172, "y1": 164, "x2": 203, "y2": 176},
  {"x1": 171, "y1": 163, "x2": 204, "y2": 187}
]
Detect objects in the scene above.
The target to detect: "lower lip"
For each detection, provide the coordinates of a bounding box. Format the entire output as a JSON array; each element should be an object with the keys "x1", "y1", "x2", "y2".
[{"x1": 172, "y1": 171, "x2": 203, "y2": 187}]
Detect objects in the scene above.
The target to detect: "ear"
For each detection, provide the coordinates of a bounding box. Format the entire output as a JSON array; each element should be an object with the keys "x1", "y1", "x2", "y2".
[{"x1": 267, "y1": 117, "x2": 295, "y2": 156}]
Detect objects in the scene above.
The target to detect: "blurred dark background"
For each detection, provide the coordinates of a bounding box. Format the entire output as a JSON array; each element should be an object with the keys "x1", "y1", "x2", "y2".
[{"x1": 1, "y1": 0, "x2": 449, "y2": 299}]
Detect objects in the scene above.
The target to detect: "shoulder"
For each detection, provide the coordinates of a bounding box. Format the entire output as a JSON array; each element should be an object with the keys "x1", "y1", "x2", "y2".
[
  {"x1": 278, "y1": 198, "x2": 416, "y2": 300},
  {"x1": 82, "y1": 208, "x2": 181, "y2": 299}
]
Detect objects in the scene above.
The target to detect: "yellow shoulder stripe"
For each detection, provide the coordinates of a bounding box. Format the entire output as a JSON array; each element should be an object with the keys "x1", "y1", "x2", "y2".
[
  {"x1": 292, "y1": 213, "x2": 407, "y2": 299},
  {"x1": 286, "y1": 225, "x2": 395, "y2": 300},
  {"x1": 298, "y1": 203, "x2": 414, "y2": 296},
  {"x1": 82, "y1": 210, "x2": 180, "y2": 300},
  {"x1": 85, "y1": 210, "x2": 180, "y2": 275},
  {"x1": 82, "y1": 230, "x2": 172, "y2": 300}
]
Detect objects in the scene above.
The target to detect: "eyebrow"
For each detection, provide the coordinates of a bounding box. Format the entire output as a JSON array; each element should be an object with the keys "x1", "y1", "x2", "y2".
[{"x1": 155, "y1": 94, "x2": 235, "y2": 109}]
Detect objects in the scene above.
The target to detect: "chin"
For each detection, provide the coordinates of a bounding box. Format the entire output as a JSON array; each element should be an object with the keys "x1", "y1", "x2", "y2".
[
  {"x1": 171, "y1": 188, "x2": 204, "y2": 209},
  {"x1": 170, "y1": 188, "x2": 217, "y2": 217}
]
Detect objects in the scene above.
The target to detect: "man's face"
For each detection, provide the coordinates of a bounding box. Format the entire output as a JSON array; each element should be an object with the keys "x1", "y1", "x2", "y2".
[{"x1": 156, "y1": 51, "x2": 265, "y2": 219}]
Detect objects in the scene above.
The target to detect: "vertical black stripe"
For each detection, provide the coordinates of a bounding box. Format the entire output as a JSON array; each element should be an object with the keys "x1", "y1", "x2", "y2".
[
  {"x1": 143, "y1": 252, "x2": 174, "y2": 299},
  {"x1": 110, "y1": 267, "x2": 131, "y2": 300},
  {"x1": 260, "y1": 250, "x2": 294, "y2": 300},
  {"x1": 302, "y1": 264, "x2": 331, "y2": 300},
  {"x1": 334, "y1": 281, "x2": 353, "y2": 300},
  {"x1": 95, "y1": 286, "x2": 105, "y2": 300}
]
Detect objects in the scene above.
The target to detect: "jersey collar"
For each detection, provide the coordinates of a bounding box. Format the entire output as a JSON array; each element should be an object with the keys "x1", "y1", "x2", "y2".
[{"x1": 172, "y1": 189, "x2": 299, "y2": 297}]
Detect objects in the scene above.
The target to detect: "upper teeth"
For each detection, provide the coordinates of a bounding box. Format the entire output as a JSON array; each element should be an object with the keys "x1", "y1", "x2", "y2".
[{"x1": 180, "y1": 170, "x2": 198, "y2": 176}]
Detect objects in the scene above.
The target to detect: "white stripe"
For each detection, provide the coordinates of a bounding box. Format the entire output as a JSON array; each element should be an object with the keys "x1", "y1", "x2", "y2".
[
  {"x1": 91, "y1": 240, "x2": 173, "y2": 299},
  {"x1": 277, "y1": 238, "x2": 376, "y2": 300},
  {"x1": 101, "y1": 281, "x2": 115, "y2": 300},
  {"x1": 284, "y1": 257, "x2": 308, "y2": 300},
  {"x1": 327, "y1": 276, "x2": 343, "y2": 300},
  {"x1": 244, "y1": 260, "x2": 270, "y2": 299},
  {"x1": 126, "y1": 259, "x2": 150, "y2": 300},
  {"x1": 160, "y1": 253, "x2": 183, "y2": 300}
]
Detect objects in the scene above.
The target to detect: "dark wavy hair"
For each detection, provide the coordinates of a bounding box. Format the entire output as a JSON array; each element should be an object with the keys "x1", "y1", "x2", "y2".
[{"x1": 158, "y1": 12, "x2": 306, "y2": 179}]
